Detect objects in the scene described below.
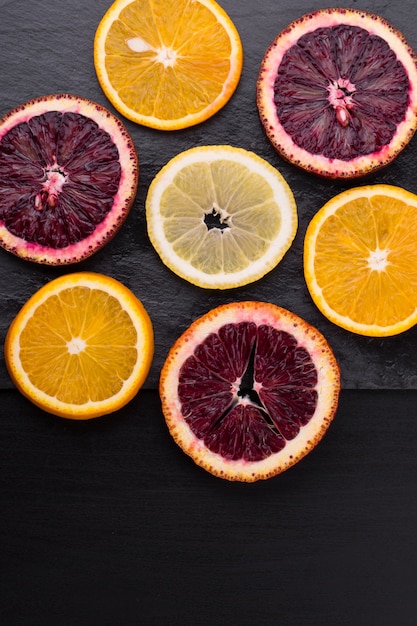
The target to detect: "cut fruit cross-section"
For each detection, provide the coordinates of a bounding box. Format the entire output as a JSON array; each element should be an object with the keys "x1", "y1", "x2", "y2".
[
  {"x1": 304, "y1": 184, "x2": 417, "y2": 336},
  {"x1": 146, "y1": 145, "x2": 298, "y2": 289},
  {"x1": 94, "y1": 0, "x2": 243, "y2": 130},
  {"x1": 160, "y1": 301, "x2": 340, "y2": 482},
  {"x1": 5, "y1": 272, "x2": 154, "y2": 419},
  {"x1": 257, "y1": 8, "x2": 417, "y2": 178},
  {"x1": 0, "y1": 94, "x2": 138, "y2": 264}
]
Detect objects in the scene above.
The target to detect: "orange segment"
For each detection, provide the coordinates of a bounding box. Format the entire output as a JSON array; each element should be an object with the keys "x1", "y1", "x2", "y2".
[
  {"x1": 5, "y1": 272, "x2": 154, "y2": 419},
  {"x1": 304, "y1": 184, "x2": 417, "y2": 336},
  {"x1": 94, "y1": 0, "x2": 243, "y2": 130}
]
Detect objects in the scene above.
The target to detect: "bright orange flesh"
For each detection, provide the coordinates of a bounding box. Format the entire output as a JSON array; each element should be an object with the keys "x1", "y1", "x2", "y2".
[
  {"x1": 94, "y1": 0, "x2": 243, "y2": 130},
  {"x1": 5, "y1": 272, "x2": 154, "y2": 419},
  {"x1": 304, "y1": 185, "x2": 417, "y2": 336}
]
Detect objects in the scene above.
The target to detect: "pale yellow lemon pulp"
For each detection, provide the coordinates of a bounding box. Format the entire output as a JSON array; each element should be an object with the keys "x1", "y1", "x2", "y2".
[{"x1": 146, "y1": 145, "x2": 298, "y2": 289}]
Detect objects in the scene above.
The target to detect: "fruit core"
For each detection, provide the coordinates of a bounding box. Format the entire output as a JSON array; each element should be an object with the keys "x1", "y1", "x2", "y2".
[
  {"x1": 367, "y1": 246, "x2": 390, "y2": 271},
  {"x1": 178, "y1": 321, "x2": 318, "y2": 462},
  {"x1": 274, "y1": 24, "x2": 410, "y2": 160},
  {"x1": 36, "y1": 163, "x2": 68, "y2": 209},
  {"x1": 127, "y1": 36, "x2": 178, "y2": 68},
  {"x1": 327, "y1": 78, "x2": 356, "y2": 127},
  {"x1": 67, "y1": 336, "x2": 87, "y2": 355},
  {"x1": 204, "y1": 204, "x2": 231, "y2": 231},
  {"x1": 0, "y1": 110, "x2": 122, "y2": 248}
]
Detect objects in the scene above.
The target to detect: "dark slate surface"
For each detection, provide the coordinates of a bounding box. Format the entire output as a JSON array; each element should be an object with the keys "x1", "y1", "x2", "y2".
[
  {"x1": 2, "y1": 0, "x2": 417, "y2": 390},
  {"x1": 2, "y1": 388, "x2": 417, "y2": 625},
  {"x1": 2, "y1": 4, "x2": 417, "y2": 626}
]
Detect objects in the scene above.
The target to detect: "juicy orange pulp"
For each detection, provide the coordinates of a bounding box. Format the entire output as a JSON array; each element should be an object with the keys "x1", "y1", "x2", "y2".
[
  {"x1": 304, "y1": 185, "x2": 417, "y2": 336},
  {"x1": 5, "y1": 272, "x2": 154, "y2": 419},
  {"x1": 94, "y1": 0, "x2": 243, "y2": 129}
]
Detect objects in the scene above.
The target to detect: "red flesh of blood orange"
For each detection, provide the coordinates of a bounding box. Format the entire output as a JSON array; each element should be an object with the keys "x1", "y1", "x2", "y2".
[
  {"x1": 0, "y1": 94, "x2": 138, "y2": 264},
  {"x1": 257, "y1": 8, "x2": 417, "y2": 178},
  {"x1": 160, "y1": 302, "x2": 340, "y2": 482}
]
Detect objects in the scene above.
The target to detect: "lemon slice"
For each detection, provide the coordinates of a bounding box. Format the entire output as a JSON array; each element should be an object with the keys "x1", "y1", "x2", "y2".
[
  {"x1": 94, "y1": 0, "x2": 243, "y2": 130},
  {"x1": 304, "y1": 184, "x2": 417, "y2": 336},
  {"x1": 146, "y1": 145, "x2": 298, "y2": 289},
  {"x1": 5, "y1": 272, "x2": 154, "y2": 419}
]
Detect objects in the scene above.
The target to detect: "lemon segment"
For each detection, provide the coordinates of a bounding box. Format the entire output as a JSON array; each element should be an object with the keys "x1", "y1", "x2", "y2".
[{"x1": 146, "y1": 145, "x2": 298, "y2": 289}]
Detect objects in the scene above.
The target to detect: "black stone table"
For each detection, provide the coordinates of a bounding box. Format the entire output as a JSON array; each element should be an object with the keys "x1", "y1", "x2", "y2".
[{"x1": 1, "y1": 2, "x2": 416, "y2": 624}]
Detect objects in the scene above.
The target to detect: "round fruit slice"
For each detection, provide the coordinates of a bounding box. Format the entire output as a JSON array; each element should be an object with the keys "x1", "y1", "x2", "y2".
[
  {"x1": 94, "y1": 0, "x2": 243, "y2": 130},
  {"x1": 5, "y1": 272, "x2": 154, "y2": 419},
  {"x1": 160, "y1": 301, "x2": 340, "y2": 482},
  {"x1": 304, "y1": 184, "x2": 417, "y2": 336},
  {"x1": 0, "y1": 94, "x2": 138, "y2": 264},
  {"x1": 146, "y1": 145, "x2": 297, "y2": 289},
  {"x1": 257, "y1": 8, "x2": 417, "y2": 179}
]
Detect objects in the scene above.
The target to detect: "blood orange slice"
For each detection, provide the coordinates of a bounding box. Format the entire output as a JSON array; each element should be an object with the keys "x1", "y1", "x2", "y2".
[
  {"x1": 160, "y1": 302, "x2": 340, "y2": 482},
  {"x1": 257, "y1": 8, "x2": 417, "y2": 179},
  {"x1": 0, "y1": 94, "x2": 138, "y2": 264}
]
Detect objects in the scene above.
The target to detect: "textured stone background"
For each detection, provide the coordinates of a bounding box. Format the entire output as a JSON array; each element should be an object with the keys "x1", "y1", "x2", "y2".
[{"x1": 1, "y1": 0, "x2": 417, "y2": 389}]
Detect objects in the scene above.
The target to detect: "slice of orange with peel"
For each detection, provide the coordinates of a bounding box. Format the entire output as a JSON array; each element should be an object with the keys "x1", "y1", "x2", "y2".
[
  {"x1": 146, "y1": 145, "x2": 298, "y2": 289},
  {"x1": 94, "y1": 0, "x2": 243, "y2": 130},
  {"x1": 160, "y1": 301, "x2": 340, "y2": 482},
  {"x1": 5, "y1": 272, "x2": 154, "y2": 419},
  {"x1": 304, "y1": 184, "x2": 417, "y2": 336}
]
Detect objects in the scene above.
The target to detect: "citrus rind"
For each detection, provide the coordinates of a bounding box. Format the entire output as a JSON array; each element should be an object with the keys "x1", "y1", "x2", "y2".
[
  {"x1": 160, "y1": 301, "x2": 340, "y2": 482},
  {"x1": 5, "y1": 272, "x2": 154, "y2": 419},
  {"x1": 146, "y1": 145, "x2": 298, "y2": 289}
]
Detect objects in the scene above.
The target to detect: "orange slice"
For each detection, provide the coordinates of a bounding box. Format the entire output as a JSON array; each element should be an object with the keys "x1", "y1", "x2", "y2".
[
  {"x1": 160, "y1": 301, "x2": 340, "y2": 482},
  {"x1": 94, "y1": 0, "x2": 243, "y2": 130},
  {"x1": 304, "y1": 184, "x2": 417, "y2": 336},
  {"x1": 146, "y1": 145, "x2": 297, "y2": 289},
  {"x1": 5, "y1": 272, "x2": 154, "y2": 419}
]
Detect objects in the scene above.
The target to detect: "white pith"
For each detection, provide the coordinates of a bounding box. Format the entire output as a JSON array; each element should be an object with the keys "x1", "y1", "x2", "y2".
[
  {"x1": 66, "y1": 337, "x2": 87, "y2": 355},
  {"x1": 126, "y1": 37, "x2": 178, "y2": 68},
  {"x1": 367, "y1": 246, "x2": 390, "y2": 272}
]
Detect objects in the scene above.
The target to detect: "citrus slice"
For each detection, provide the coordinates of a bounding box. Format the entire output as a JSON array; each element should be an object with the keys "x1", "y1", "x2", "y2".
[
  {"x1": 304, "y1": 184, "x2": 417, "y2": 336},
  {"x1": 5, "y1": 272, "x2": 154, "y2": 419},
  {"x1": 257, "y1": 8, "x2": 417, "y2": 178},
  {"x1": 160, "y1": 301, "x2": 340, "y2": 482},
  {"x1": 0, "y1": 94, "x2": 138, "y2": 264},
  {"x1": 146, "y1": 145, "x2": 298, "y2": 289},
  {"x1": 94, "y1": 0, "x2": 243, "y2": 130}
]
